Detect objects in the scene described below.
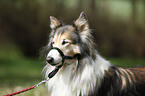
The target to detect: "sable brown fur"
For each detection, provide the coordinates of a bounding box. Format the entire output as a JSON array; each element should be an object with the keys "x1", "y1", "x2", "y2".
[{"x1": 97, "y1": 66, "x2": 145, "y2": 96}]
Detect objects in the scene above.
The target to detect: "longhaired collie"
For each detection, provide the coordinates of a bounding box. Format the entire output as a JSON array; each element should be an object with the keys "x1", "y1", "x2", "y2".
[{"x1": 42, "y1": 12, "x2": 145, "y2": 96}]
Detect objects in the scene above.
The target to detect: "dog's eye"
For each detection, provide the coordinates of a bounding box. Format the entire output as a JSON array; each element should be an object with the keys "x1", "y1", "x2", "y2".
[{"x1": 62, "y1": 41, "x2": 69, "y2": 45}]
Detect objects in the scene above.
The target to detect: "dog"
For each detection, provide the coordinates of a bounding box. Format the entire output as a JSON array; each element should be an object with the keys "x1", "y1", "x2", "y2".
[{"x1": 42, "y1": 12, "x2": 145, "y2": 96}]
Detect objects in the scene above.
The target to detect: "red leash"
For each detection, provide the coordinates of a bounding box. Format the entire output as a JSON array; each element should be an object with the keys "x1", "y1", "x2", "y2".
[
  {"x1": 3, "y1": 79, "x2": 48, "y2": 96},
  {"x1": 2, "y1": 79, "x2": 49, "y2": 96},
  {"x1": 3, "y1": 86, "x2": 35, "y2": 96}
]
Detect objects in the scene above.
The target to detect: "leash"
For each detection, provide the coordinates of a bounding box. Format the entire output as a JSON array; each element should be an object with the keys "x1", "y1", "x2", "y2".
[
  {"x1": 3, "y1": 47, "x2": 80, "y2": 96},
  {"x1": 3, "y1": 85, "x2": 35, "y2": 96}
]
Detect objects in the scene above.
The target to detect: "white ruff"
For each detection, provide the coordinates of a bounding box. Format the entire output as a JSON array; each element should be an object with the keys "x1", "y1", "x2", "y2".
[{"x1": 45, "y1": 54, "x2": 111, "y2": 96}]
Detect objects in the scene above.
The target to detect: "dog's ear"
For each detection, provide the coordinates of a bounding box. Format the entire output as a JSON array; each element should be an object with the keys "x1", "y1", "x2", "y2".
[
  {"x1": 74, "y1": 12, "x2": 89, "y2": 32},
  {"x1": 50, "y1": 16, "x2": 62, "y2": 29}
]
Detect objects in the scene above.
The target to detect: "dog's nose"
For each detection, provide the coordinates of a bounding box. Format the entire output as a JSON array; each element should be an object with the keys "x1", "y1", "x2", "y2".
[{"x1": 46, "y1": 57, "x2": 54, "y2": 63}]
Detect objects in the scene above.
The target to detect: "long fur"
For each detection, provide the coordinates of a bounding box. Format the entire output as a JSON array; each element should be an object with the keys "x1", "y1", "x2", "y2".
[{"x1": 42, "y1": 12, "x2": 145, "y2": 96}]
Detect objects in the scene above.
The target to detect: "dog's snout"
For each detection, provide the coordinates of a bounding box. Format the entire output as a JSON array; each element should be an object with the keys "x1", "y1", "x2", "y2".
[{"x1": 46, "y1": 57, "x2": 54, "y2": 63}]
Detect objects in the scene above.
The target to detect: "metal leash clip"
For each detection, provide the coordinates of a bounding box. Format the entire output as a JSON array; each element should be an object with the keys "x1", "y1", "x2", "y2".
[{"x1": 34, "y1": 78, "x2": 50, "y2": 88}]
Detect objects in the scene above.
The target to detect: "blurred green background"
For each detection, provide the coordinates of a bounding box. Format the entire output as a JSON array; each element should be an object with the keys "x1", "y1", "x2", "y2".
[{"x1": 0, "y1": 0, "x2": 145, "y2": 95}]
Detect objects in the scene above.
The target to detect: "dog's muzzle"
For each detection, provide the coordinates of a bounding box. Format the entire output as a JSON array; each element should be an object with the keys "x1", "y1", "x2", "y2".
[{"x1": 46, "y1": 47, "x2": 81, "y2": 68}]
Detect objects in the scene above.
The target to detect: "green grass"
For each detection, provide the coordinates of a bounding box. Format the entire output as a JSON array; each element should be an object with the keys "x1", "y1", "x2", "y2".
[
  {"x1": 0, "y1": 44, "x2": 145, "y2": 95},
  {"x1": 0, "y1": 44, "x2": 49, "y2": 95},
  {"x1": 0, "y1": 56, "x2": 49, "y2": 96}
]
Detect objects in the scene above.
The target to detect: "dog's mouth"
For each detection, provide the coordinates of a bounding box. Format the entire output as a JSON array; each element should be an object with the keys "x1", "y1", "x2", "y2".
[
  {"x1": 49, "y1": 62, "x2": 62, "y2": 66},
  {"x1": 46, "y1": 60, "x2": 63, "y2": 68}
]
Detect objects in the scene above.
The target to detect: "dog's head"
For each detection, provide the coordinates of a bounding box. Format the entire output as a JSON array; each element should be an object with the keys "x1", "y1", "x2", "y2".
[{"x1": 46, "y1": 12, "x2": 95, "y2": 66}]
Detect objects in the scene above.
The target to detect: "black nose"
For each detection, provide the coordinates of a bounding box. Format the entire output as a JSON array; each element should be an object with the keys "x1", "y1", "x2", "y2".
[{"x1": 46, "y1": 57, "x2": 54, "y2": 63}]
